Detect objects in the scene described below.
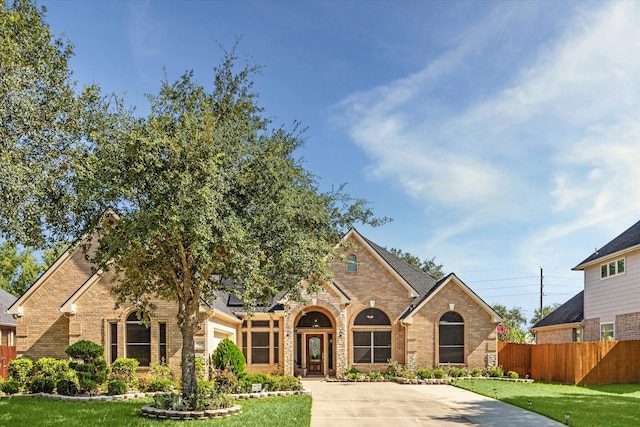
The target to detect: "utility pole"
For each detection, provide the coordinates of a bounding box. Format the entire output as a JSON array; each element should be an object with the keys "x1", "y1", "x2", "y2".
[{"x1": 540, "y1": 267, "x2": 543, "y2": 313}]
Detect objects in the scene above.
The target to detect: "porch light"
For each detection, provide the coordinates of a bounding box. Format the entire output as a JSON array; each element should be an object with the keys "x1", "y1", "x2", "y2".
[{"x1": 370, "y1": 300, "x2": 375, "y2": 307}]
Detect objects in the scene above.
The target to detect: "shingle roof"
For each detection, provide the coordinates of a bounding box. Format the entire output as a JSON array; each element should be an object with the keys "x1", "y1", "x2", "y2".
[
  {"x1": 0, "y1": 288, "x2": 17, "y2": 327},
  {"x1": 361, "y1": 236, "x2": 438, "y2": 297},
  {"x1": 574, "y1": 220, "x2": 640, "y2": 269},
  {"x1": 532, "y1": 291, "x2": 584, "y2": 329}
]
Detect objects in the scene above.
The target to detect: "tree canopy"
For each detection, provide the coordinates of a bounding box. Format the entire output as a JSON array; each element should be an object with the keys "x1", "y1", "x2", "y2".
[
  {"x1": 0, "y1": 0, "x2": 98, "y2": 248},
  {"x1": 387, "y1": 247, "x2": 444, "y2": 280},
  {"x1": 0, "y1": 241, "x2": 65, "y2": 296},
  {"x1": 492, "y1": 304, "x2": 530, "y2": 343}
]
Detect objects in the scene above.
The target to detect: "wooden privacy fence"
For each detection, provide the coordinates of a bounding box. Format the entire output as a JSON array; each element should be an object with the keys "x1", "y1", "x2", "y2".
[
  {"x1": 0, "y1": 346, "x2": 17, "y2": 380},
  {"x1": 498, "y1": 340, "x2": 640, "y2": 385}
]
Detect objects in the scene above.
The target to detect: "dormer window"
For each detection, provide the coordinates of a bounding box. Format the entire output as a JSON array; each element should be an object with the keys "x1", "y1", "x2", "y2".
[
  {"x1": 600, "y1": 258, "x2": 625, "y2": 279},
  {"x1": 346, "y1": 254, "x2": 357, "y2": 272}
]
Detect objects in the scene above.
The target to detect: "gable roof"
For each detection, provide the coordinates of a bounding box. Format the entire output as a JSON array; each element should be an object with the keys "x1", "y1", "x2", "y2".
[
  {"x1": 400, "y1": 273, "x2": 502, "y2": 323},
  {"x1": 531, "y1": 291, "x2": 583, "y2": 329},
  {"x1": 0, "y1": 288, "x2": 17, "y2": 327},
  {"x1": 574, "y1": 220, "x2": 640, "y2": 270}
]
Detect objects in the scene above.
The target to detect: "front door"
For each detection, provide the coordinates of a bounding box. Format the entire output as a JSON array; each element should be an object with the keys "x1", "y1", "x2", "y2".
[{"x1": 306, "y1": 334, "x2": 323, "y2": 375}]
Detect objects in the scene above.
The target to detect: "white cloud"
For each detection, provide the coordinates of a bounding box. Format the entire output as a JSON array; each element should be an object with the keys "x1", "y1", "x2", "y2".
[{"x1": 336, "y1": 1, "x2": 640, "y2": 253}]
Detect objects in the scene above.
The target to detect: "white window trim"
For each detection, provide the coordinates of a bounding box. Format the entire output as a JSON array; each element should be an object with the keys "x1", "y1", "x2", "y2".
[
  {"x1": 600, "y1": 257, "x2": 625, "y2": 280},
  {"x1": 600, "y1": 322, "x2": 615, "y2": 341}
]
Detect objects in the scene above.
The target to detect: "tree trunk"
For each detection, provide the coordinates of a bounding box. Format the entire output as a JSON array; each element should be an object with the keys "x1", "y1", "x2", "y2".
[{"x1": 179, "y1": 299, "x2": 198, "y2": 400}]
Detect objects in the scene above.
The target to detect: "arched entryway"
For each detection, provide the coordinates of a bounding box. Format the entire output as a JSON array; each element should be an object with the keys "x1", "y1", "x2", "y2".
[{"x1": 294, "y1": 309, "x2": 336, "y2": 376}]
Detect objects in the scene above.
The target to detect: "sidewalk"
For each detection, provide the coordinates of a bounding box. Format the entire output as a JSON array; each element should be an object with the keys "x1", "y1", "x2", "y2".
[{"x1": 302, "y1": 380, "x2": 564, "y2": 426}]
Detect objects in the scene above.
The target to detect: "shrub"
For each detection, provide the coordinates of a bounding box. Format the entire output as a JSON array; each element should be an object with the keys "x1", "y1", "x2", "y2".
[
  {"x1": 386, "y1": 360, "x2": 405, "y2": 378},
  {"x1": 195, "y1": 357, "x2": 205, "y2": 380},
  {"x1": 470, "y1": 368, "x2": 483, "y2": 377},
  {"x1": 507, "y1": 370, "x2": 519, "y2": 379},
  {"x1": 137, "y1": 374, "x2": 154, "y2": 392},
  {"x1": 66, "y1": 340, "x2": 108, "y2": 393},
  {"x1": 278, "y1": 375, "x2": 302, "y2": 391},
  {"x1": 212, "y1": 369, "x2": 238, "y2": 394},
  {"x1": 56, "y1": 379, "x2": 78, "y2": 396},
  {"x1": 34, "y1": 358, "x2": 71, "y2": 381},
  {"x1": 147, "y1": 377, "x2": 175, "y2": 392},
  {"x1": 211, "y1": 339, "x2": 246, "y2": 376},
  {"x1": 447, "y1": 367, "x2": 463, "y2": 378},
  {"x1": 8, "y1": 358, "x2": 33, "y2": 390},
  {"x1": 1, "y1": 380, "x2": 20, "y2": 395},
  {"x1": 368, "y1": 371, "x2": 383, "y2": 381},
  {"x1": 433, "y1": 368, "x2": 446, "y2": 379},
  {"x1": 416, "y1": 368, "x2": 433, "y2": 380},
  {"x1": 486, "y1": 365, "x2": 504, "y2": 378},
  {"x1": 109, "y1": 358, "x2": 139, "y2": 388},
  {"x1": 151, "y1": 360, "x2": 173, "y2": 379},
  {"x1": 28, "y1": 377, "x2": 56, "y2": 394},
  {"x1": 107, "y1": 379, "x2": 128, "y2": 396}
]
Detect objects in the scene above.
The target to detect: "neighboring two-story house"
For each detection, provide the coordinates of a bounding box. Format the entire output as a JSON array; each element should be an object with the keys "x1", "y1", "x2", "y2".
[
  {"x1": 7, "y1": 228, "x2": 501, "y2": 376},
  {"x1": 533, "y1": 220, "x2": 640, "y2": 343}
]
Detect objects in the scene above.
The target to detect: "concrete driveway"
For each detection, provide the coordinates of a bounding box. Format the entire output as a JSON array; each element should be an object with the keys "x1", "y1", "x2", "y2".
[{"x1": 302, "y1": 380, "x2": 563, "y2": 426}]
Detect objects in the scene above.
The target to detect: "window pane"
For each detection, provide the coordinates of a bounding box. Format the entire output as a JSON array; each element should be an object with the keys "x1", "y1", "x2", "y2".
[
  {"x1": 354, "y1": 308, "x2": 391, "y2": 326},
  {"x1": 373, "y1": 331, "x2": 391, "y2": 347},
  {"x1": 439, "y1": 325, "x2": 464, "y2": 345},
  {"x1": 159, "y1": 323, "x2": 167, "y2": 362},
  {"x1": 601, "y1": 324, "x2": 614, "y2": 340},
  {"x1": 618, "y1": 259, "x2": 625, "y2": 274},
  {"x1": 373, "y1": 347, "x2": 391, "y2": 363},
  {"x1": 127, "y1": 345, "x2": 150, "y2": 366},
  {"x1": 273, "y1": 332, "x2": 279, "y2": 364},
  {"x1": 242, "y1": 332, "x2": 247, "y2": 360},
  {"x1": 252, "y1": 348, "x2": 269, "y2": 364},
  {"x1": 609, "y1": 262, "x2": 616, "y2": 276},
  {"x1": 353, "y1": 348, "x2": 371, "y2": 363},
  {"x1": 251, "y1": 320, "x2": 270, "y2": 328},
  {"x1": 127, "y1": 323, "x2": 150, "y2": 343},
  {"x1": 347, "y1": 254, "x2": 357, "y2": 272},
  {"x1": 601, "y1": 265, "x2": 608, "y2": 278},
  {"x1": 353, "y1": 331, "x2": 371, "y2": 346},
  {"x1": 252, "y1": 332, "x2": 269, "y2": 347},
  {"x1": 273, "y1": 320, "x2": 279, "y2": 328},
  {"x1": 439, "y1": 346, "x2": 464, "y2": 364}
]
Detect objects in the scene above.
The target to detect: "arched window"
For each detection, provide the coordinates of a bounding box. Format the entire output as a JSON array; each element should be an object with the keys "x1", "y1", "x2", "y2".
[
  {"x1": 297, "y1": 311, "x2": 333, "y2": 328},
  {"x1": 439, "y1": 311, "x2": 464, "y2": 364},
  {"x1": 346, "y1": 254, "x2": 357, "y2": 272},
  {"x1": 126, "y1": 312, "x2": 151, "y2": 366},
  {"x1": 353, "y1": 308, "x2": 391, "y2": 364}
]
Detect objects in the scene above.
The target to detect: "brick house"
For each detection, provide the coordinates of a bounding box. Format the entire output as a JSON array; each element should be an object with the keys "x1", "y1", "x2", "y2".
[
  {"x1": 7, "y1": 228, "x2": 501, "y2": 376},
  {"x1": 533, "y1": 219, "x2": 640, "y2": 343}
]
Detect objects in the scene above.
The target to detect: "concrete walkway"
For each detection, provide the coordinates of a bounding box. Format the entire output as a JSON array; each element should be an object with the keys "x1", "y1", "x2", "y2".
[{"x1": 302, "y1": 380, "x2": 564, "y2": 426}]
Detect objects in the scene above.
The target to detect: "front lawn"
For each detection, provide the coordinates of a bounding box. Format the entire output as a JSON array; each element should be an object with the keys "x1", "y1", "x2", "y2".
[
  {"x1": 0, "y1": 395, "x2": 311, "y2": 427},
  {"x1": 454, "y1": 379, "x2": 640, "y2": 427}
]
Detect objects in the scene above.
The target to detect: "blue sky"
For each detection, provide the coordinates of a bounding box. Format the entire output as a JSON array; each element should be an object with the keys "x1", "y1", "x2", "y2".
[{"x1": 41, "y1": 0, "x2": 640, "y2": 322}]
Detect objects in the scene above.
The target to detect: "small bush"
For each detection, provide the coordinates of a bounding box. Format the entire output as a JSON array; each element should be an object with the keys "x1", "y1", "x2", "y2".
[
  {"x1": 151, "y1": 360, "x2": 173, "y2": 379},
  {"x1": 110, "y1": 358, "x2": 139, "y2": 388},
  {"x1": 147, "y1": 377, "x2": 175, "y2": 392},
  {"x1": 507, "y1": 370, "x2": 519, "y2": 379},
  {"x1": 279, "y1": 375, "x2": 302, "y2": 391},
  {"x1": 470, "y1": 368, "x2": 483, "y2": 377},
  {"x1": 66, "y1": 340, "x2": 108, "y2": 393},
  {"x1": 447, "y1": 367, "x2": 463, "y2": 378},
  {"x1": 34, "y1": 358, "x2": 71, "y2": 381},
  {"x1": 8, "y1": 358, "x2": 33, "y2": 390},
  {"x1": 211, "y1": 339, "x2": 246, "y2": 376},
  {"x1": 137, "y1": 374, "x2": 154, "y2": 392},
  {"x1": 56, "y1": 379, "x2": 78, "y2": 396},
  {"x1": 433, "y1": 368, "x2": 446, "y2": 379},
  {"x1": 195, "y1": 357, "x2": 205, "y2": 380},
  {"x1": 212, "y1": 369, "x2": 238, "y2": 394},
  {"x1": 368, "y1": 371, "x2": 383, "y2": 381},
  {"x1": 1, "y1": 380, "x2": 20, "y2": 395},
  {"x1": 486, "y1": 365, "x2": 504, "y2": 378},
  {"x1": 416, "y1": 368, "x2": 433, "y2": 379},
  {"x1": 386, "y1": 360, "x2": 405, "y2": 377},
  {"x1": 107, "y1": 379, "x2": 128, "y2": 396},
  {"x1": 28, "y1": 377, "x2": 56, "y2": 394}
]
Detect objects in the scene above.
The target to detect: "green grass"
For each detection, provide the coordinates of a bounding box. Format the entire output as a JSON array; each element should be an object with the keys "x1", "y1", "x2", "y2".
[
  {"x1": 454, "y1": 379, "x2": 640, "y2": 427},
  {"x1": 0, "y1": 395, "x2": 311, "y2": 427}
]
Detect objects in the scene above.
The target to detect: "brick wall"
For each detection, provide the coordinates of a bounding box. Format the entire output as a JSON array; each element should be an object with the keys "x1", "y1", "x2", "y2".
[
  {"x1": 583, "y1": 317, "x2": 600, "y2": 341},
  {"x1": 407, "y1": 279, "x2": 497, "y2": 369},
  {"x1": 616, "y1": 312, "x2": 640, "y2": 340},
  {"x1": 534, "y1": 326, "x2": 575, "y2": 344}
]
